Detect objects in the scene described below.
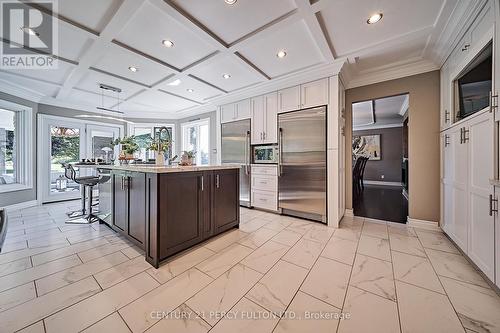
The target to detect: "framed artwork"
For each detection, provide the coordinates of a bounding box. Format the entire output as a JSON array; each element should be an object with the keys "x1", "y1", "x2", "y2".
[{"x1": 352, "y1": 134, "x2": 381, "y2": 160}]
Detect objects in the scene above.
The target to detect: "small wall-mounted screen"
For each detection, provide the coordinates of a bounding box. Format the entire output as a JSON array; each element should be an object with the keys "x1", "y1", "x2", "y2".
[{"x1": 457, "y1": 43, "x2": 492, "y2": 119}]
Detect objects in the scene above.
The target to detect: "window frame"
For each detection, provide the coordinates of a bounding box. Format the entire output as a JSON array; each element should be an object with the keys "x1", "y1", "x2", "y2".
[
  {"x1": 181, "y1": 118, "x2": 211, "y2": 166},
  {"x1": 128, "y1": 123, "x2": 176, "y2": 159},
  {"x1": 0, "y1": 100, "x2": 33, "y2": 194}
]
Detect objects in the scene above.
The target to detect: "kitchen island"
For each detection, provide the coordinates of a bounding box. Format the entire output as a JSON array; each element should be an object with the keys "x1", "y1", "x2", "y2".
[{"x1": 98, "y1": 164, "x2": 240, "y2": 268}]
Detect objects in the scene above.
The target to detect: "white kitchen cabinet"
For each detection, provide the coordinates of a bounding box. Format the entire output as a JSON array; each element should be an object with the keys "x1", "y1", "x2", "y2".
[
  {"x1": 440, "y1": 61, "x2": 452, "y2": 130},
  {"x1": 278, "y1": 85, "x2": 300, "y2": 113},
  {"x1": 235, "y1": 99, "x2": 251, "y2": 120},
  {"x1": 442, "y1": 110, "x2": 495, "y2": 282},
  {"x1": 263, "y1": 92, "x2": 278, "y2": 143},
  {"x1": 441, "y1": 131, "x2": 454, "y2": 235},
  {"x1": 467, "y1": 111, "x2": 495, "y2": 280},
  {"x1": 450, "y1": 124, "x2": 469, "y2": 251},
  {"x1": 251, "y1": 95, "x2": 265, "y2": 145},
  {"x1": 220, "y1": 99, "x2": 251, "y2": 123},
  {"x1": 220, "y1": 104, "x2": 236, "y2": 123},
  {"x1": 301, "y1": 78, "x2": 328, "y2": 109},
  {"x1": 251, "y1": 92, "x2": 278, "y2": 144},
  {"x1": 251, "y1": 165, "x2": 278, "y2": 211},
  {"x1": 469, "y1": 1, "x2": 494, "y2": 53}
]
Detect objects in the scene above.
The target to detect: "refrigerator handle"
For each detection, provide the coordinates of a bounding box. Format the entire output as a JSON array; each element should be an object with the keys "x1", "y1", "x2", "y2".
[
  {"x1": 278, "y1": 128, "x2": 283, "y2": 176},
  {"x1": 245, "y1": 131, "x2": 250, "y2": 175}
]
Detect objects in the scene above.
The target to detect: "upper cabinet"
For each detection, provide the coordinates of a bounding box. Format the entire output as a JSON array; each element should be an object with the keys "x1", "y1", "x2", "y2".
[
  {"x1": 440, "y1": 0, "x2": 494, "y2": 131},
  {"x1": 278, "y1": 78, "x2": 328, "y2": 113},
  {"x1": 301, "y1": 78, "x2": 329, "y2": 109},
  {"x1": 220, "y1": 99, "x2": 251, "y2": 123},
  {"x1": 278, "y1": 86, "x2": 300, "y2": 113},
  {"x1": 251, "y1": 92, "x2": 278, "y2": 144}
]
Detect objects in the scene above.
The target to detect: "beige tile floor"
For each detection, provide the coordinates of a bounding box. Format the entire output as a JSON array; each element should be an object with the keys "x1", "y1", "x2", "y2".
[{"x1": 1, "y1": 202, "x2": 500, "y2": 332}]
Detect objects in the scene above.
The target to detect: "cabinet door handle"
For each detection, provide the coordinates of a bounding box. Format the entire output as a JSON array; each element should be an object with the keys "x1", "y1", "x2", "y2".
[
  {"x1": 461, "y1": 44, "x2": 470, "y2": 52},
  {"x1": 120, "y1": 176, "x2": 124, "y2": 190},
  {"x1": 489, "y1": 194, "x2": 498, "y2": 216},
  {"x1": 444, "y1": 134, "x2": 450, "y2": 147},
  {"x1": 444, "y1": 109, "x2": 450, "y2": 123},
  {"x1": 216, "y1": 174, "x2": 220, "y2": 188},
  {"x1": 463, "y1": 128, "x2": 469, "y2": 143},
  {"x1": 201, "y1": 176, "x2": 204, "y2": 191},
  {"x1": 490, "y1": 91, "x2": 498, "y2": 113},
  {"x1": 460, "y1": 128, "x2": 464, "y2": 144}
]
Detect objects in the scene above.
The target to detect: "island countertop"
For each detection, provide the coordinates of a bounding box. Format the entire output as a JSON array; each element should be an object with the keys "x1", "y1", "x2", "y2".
[{"x1": 97, "y1": 164, "x2": 241, "y2": 173}]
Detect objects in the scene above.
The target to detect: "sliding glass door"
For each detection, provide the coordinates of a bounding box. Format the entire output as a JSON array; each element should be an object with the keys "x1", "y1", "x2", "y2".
[
  {"x1": 39, "y1": 115, "x2": 122, "y2": 203},
  {"x1": 181, "y1": 118, "x2": 210, "y2": 166}
]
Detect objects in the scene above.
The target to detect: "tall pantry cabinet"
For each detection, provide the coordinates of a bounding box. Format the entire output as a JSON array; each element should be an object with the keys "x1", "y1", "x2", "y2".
[{"x1": 440, "y1": 0, "x2": 499, "y2": 286}]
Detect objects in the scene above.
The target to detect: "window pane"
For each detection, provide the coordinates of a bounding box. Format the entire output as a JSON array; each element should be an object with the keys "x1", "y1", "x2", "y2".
[
  {"x1": 0, "y1": 109, "x2": 16, "y2": 185},
  {"x1": 134, "y1": 127, "x2": 152, "y2": 161},
  {"x1": 199, "y1": 124, "x2": 209, "y2": 165},
  {"x1": 50, "y1": 126, "x2": 80, "y2": 193}
]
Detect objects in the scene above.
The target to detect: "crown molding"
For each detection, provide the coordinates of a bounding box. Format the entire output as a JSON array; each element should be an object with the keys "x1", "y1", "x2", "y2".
[
  {"x1": 345, "y1": 58, "x2": 439, "y2": 89},
  {"x1": 175, "y1": 59, "x2": 347, "y2": 117}
]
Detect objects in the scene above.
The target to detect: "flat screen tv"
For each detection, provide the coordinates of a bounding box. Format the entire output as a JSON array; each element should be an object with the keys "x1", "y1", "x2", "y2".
[{"x1": 456, "y1": 43, "x2": 492, "y2": 120}]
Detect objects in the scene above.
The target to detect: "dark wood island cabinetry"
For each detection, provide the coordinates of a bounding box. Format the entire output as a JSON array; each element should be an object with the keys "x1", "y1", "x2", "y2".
[{"x1": 101, "y1": 165, "x2": 240, "y2": 268}]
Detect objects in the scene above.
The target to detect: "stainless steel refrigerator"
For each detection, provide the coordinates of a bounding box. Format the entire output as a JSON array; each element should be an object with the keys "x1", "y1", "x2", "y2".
[
  {"x1": 221, "y1": 119, "x2": 251, "y2": 207},
  {"x1": 278, "y1": 106, "x2": 327, "y2": 223}
]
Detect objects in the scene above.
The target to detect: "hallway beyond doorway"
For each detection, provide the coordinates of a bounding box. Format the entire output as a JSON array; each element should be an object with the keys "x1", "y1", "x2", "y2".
[{"x1": 353, "y1": 184, "x2": 408, "y2": 223}]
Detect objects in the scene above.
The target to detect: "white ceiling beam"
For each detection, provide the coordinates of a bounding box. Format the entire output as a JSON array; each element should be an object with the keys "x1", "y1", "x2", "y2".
[
  {"x1": 56, "y1": 0, "x2": 147, "y2": 99},
  {"x1": 293, "y1": 0, "x2": 334, "y2": 62}
]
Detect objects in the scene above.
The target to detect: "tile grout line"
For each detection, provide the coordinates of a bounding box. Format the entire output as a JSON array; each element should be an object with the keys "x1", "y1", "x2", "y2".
[
  {"x1": 335, "y1": 217, "x2": 364, "y2": 333},
  {"x1": 388, "y1": 227, "x2": 404, "y2": 333},
  {"x1": 414, "y1": 230, "x2": 468, "y2": 333}
]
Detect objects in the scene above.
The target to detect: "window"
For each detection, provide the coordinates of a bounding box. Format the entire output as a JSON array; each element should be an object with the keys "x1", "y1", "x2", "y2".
[
  {"x1": 129, "y1": 123, "x2": 175, "y2": 161},
  {"x1": 0, "y1": 100, "x2": 33, "y2": 193},
  {"x1": 181, "y1": 118, "x2": 210, "y2": 166}
]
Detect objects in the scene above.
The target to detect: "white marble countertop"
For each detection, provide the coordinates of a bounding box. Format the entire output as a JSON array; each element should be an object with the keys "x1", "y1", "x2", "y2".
[{"x1": 97, "y1": 164, "x2": 241, "y2": 173}]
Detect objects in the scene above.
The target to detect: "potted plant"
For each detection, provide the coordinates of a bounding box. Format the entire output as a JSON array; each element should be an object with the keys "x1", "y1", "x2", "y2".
[
  {"x1": 111, "y1": 136, "x2": 139, "y2": 164},
  {"x1": 180, "y1": 150, "x2": 196, "y2": 166},
  {"x1": 148, "y1": 138, "x2": 171, "y2": 166}
]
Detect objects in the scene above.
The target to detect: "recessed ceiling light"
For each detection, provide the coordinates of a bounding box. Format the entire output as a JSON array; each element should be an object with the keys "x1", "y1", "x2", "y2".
[
  {"x1": 168, "y1": 79, "x2": 181, "y2": 86},
  {"x1": 224, "y1": 0, "x2": 237, "y2": 4},
  {"x1": 128, "y1": 66, "x2": 138, "y2": 72},
  {"x1": 367, "y1": 13, "x2": 383, "y2": 24},
  {"x1": 187, "y1": 88, "x2": 194, "y2": 93},
  {"x1": 222, "y1": 73, "x2": 231, "y2": 79},
  {"x1": 20, "y1": 27, "x2": 39, "y2": 36},
  {"x1": 162, "y1": 40, "x2": 174, "y2": 48},
  {"x1": 277, "y1": 50, "x2": 287, "y2": 58}
]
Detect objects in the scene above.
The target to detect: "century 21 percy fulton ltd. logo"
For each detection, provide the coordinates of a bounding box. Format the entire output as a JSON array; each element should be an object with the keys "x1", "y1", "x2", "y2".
[{"x1": 1, "y1": 0, "x2": 58, "y2": 69}]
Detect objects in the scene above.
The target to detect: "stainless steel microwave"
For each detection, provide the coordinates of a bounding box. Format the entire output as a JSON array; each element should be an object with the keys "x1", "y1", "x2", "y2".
[{"x1": 253, "y1": 145, "x2": 278, "y2": 164}]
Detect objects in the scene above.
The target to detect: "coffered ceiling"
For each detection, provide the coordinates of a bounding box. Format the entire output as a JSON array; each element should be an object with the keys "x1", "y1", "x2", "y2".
[{"x1": 0, "y1": 0, "x2": 467, "y2": 119}]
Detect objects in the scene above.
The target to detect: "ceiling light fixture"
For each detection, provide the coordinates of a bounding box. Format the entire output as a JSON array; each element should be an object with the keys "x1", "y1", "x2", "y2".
[
  {"x1": 277, "y1": 50, "x2": 287, "y2": 58},
  {"x1": 162, "y1": 39, "x2": 174, "y2": 48},
  {"x1": 128, "y1": 66, "x2": 138, "y2": 72},
  {"x1": 224, "y1": 0, "x2": 237, "y2": 4},
  {"x1": 187, "y1": 88, "x2": 194, "y2": 93},
  {"x1": 167, "y1": 79, "x2": 181, "y2": 86},
  {"x1": 367, "y1": 13, "x2": 383, "y2": 24},
  {"x1": 222, "y1": 73, "x2": 231, "y2": 79},
  {"x1": 20, "y1": 27, "x2": 39, "y2": 36}
]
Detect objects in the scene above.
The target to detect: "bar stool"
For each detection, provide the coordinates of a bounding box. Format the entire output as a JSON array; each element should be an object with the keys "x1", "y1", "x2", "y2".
[{"x1": 63, "y1": 164, "x2": 101, "y2": 224}]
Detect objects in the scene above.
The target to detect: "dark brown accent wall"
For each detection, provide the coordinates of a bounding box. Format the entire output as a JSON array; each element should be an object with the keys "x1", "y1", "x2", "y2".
[{"x1": 353, "y1": 127, "x2": 403, "y2": 183}]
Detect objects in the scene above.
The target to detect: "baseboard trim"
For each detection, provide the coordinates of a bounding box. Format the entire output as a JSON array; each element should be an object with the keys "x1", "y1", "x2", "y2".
[
  {"x1": 407, "y1": 217, "x2": 440, "y2": 231},
  {"x1": 363, "y1": 180, "x2": 403, "y2": 187},
  {"x1": 344, "y1": 209, "x2": 354, "y2": 217},
  {"x1": 1, "y1": 200, "x2": 39, "y2": 211}
]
